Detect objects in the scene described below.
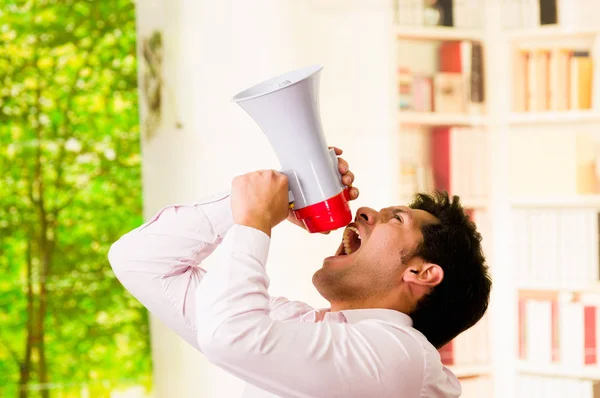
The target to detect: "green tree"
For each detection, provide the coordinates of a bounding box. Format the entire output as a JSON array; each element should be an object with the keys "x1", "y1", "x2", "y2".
[{"x1": 0, "y1": 0, "x2": 152, "y2": 396}]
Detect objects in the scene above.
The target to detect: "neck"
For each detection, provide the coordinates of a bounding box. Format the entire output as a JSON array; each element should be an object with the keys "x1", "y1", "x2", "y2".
[
  {"x1": 329, "y1": 301, "x2": 361, "y2": 312},
  {"x1": 330, "y1": 297, "x2": 413, "y2": 314}
]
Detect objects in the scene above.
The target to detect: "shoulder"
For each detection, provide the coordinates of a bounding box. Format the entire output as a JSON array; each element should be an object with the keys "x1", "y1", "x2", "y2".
[
  {"x1": 356, "y1": 320, "x2": 462, "y2": 398},
  {"x1": 400, "y1": 325, "x2": 462, "y2": 398},
  {"x1": 268, "y1": 296, "x2": 314, "y2": 321}
]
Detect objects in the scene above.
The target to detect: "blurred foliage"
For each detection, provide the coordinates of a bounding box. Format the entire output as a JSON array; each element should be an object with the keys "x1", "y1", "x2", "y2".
[{"x1": 0, "y1": 0, "x2": 152, "y2": 396}]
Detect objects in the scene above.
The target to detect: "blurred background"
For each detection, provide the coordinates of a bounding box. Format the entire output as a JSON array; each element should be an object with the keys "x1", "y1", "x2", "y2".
[{"x1": 2, "y1": 0, "x2": 600, "y2": 397}]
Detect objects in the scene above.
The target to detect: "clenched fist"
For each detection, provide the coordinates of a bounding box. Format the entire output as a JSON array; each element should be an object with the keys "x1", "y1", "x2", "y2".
[{"x1": 231, "y1": 170, "x2": 290, "y2": 237}]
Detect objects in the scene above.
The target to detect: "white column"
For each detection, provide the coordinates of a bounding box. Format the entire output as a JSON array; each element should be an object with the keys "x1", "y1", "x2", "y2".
[
  {"x1": 135, "y1": 1, "x2": 396, "y2": 397},
  {"x1": 484, "y1": 0, "x2": 516, "y2": 397},
  {"x1": 135, "y1": 1, "x2": 310, "y2": 397}
]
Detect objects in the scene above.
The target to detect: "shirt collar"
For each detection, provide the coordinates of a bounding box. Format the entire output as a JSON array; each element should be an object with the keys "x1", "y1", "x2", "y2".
[{"x1": 323, "y1": 308, "x2": 413, "y2": 326}]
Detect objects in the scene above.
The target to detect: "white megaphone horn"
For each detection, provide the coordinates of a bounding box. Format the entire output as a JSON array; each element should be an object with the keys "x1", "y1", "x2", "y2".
[{"x1": 231, "y1": 65, "x2": 353, "y2": 233}]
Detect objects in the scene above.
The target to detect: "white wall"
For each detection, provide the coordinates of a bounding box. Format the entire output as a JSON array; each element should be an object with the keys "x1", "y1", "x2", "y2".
[{"x1": 135, "y1": 1, "x2": 396, "y2": 397}]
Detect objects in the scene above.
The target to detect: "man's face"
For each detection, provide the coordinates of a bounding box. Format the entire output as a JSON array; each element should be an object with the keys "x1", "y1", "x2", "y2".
[{"x1": 312, "y1": 205, "x2": 438, "y2": 303}]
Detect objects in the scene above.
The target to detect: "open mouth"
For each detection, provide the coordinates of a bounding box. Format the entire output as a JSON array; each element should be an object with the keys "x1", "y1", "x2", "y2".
[{"x1": 335, "y1": 225, "x2": 362, "y2": 256}]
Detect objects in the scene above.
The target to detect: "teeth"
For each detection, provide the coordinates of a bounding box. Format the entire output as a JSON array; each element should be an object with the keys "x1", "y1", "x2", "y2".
[
  {"x1": 342, "y1": 226, "x2": 361, "y2": 255},
  {"x1": 350, "y1": 226, "x2": 361, "y2": 240},
  {"x1": 343, "y1": 235, "x2": 352, "y2": 255}
]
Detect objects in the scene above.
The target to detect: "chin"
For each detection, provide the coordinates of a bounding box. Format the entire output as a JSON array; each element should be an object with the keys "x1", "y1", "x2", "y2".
[
  {"x1": 312, "y1": 266, "x2": 364, "y2": 304},
  {"x1": 312, "y1": 268, "x2": 335, "y2": 301}
]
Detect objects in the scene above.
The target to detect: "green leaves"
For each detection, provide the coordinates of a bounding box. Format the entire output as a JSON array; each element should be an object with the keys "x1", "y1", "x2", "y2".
[{"x1": 0, "y1": 0, "x2": 151, "y2": 395}]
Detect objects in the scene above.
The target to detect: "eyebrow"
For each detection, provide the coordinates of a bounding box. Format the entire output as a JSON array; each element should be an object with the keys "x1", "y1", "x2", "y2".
[{"x1": 392, "y1": 207, "x2": 412, "y2": 221}]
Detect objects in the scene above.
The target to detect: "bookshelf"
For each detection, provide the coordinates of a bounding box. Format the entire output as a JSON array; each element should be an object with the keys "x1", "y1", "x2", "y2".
[
  {"x1": 396, "y1": 26, "x2": 484, "y2": 41},
  {"x1": 516, "y1": 361, "x2": 600, "y2": 380},
  {"x1": 398, "y1": 111, "x2": 489, "y2": 126},
  {"x1": 510, "y1": 195, "x2": 600, "y2": 208},
  {"x1": 517, "y1": 282, "x2": 600, "y2": 294},
  {"x1": 450, "y1": 364, "x2": 493, "y2": 378},
  {"x1": 507, "y1": 26, "x2": 600, "y2": 41},
  {"x1": 393, "y1": 1, "x2": 600, "y2": 398},
  {"x1": 509, "y1": 110, "x2": 600, "y2": 125},
  {"x1": 503, "y1": 1, "x2": 600, "y2": 397}
]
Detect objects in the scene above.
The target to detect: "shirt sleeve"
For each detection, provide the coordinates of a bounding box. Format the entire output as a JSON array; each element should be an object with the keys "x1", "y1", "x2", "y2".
[
  {"x1": 108, "y1": 191, "x2": 316, "y2": 353},
  {"x1": 107, "y1": 192, "x2": 234, "y2": 349},
  {"x1": 196, "y1": 224, "x2": 425, "y2": 398}
]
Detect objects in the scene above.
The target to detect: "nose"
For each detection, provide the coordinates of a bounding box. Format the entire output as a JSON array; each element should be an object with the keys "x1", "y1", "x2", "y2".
[{"x1": 355, "y1": 207, "x2": 378, "y2": 225}]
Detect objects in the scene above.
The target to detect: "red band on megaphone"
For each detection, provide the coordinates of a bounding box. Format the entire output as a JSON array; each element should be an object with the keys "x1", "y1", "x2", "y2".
[{"x1": 293, "y1": 188, "x2": 353, "y2": 234}]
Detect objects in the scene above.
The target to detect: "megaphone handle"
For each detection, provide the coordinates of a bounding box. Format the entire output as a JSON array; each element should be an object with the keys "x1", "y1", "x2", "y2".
[
  {"x1": 279, "y1": 169, "x2": 299, "y2": 208},
  {"x1": 328, "y1": 147, "x2": 345, "y2": 185},
  {"x1": 281, "y1": 149, "x2": 343, "y2": 210}
]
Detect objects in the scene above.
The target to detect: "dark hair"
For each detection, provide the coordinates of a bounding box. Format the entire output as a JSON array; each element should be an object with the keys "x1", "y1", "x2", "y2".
[{"x1": 407, "y1": 190, "x2": 492, "y2": 349}]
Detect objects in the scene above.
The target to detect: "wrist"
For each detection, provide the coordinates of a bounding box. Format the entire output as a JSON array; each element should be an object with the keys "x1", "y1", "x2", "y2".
[{"x1": 236, "y1": 216, "x2": 272, "y2": 237}]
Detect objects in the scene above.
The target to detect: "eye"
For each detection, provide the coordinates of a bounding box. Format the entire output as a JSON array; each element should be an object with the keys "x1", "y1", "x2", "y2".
[{"x1": 394, "y1": 214, "x2": 403, "y2": 223}]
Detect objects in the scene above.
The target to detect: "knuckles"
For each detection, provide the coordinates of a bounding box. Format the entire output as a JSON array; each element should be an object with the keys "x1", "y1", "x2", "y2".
[{"x1": 233, "y1": 170, "x2": 288, "y2": 187}]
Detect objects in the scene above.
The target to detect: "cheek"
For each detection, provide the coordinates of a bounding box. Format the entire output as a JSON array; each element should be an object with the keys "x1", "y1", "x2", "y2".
[
  {"x1": 364, "y1": 229, "x2": 403, "y2": 256},
  {"x1": 360, "y1": 230, "x2": 405, "y2": 270}
]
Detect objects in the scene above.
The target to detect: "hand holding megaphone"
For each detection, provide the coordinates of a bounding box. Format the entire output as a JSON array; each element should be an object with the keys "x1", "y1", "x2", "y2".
[{"x1": 231, "y1": 170, "x2": 292, "y2": 237}]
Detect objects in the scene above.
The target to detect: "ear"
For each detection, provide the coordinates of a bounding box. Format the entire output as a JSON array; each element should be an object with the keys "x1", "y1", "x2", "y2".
[{"x1": 403, "y1": 263, "x2": 444, "y2": 288}]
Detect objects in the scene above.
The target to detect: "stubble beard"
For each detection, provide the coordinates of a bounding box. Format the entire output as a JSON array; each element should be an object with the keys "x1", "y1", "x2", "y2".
[
  {"x1": 312, "y1": 263, "x2": 369, "y2": 304},
  {"x1": 313, "y1": 256, "x2": 399, "y2": 307}
]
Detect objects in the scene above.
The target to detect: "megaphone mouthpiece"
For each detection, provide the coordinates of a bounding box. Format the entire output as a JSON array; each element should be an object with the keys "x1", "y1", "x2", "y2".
[{"x1": 232, "y1": 65, "x2": 324, "y2": 103}]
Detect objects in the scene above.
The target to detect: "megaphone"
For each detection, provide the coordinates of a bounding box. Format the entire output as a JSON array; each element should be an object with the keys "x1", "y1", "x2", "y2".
[{"x1": 232, "y1": 65, "x2": 353, "y2": 233}]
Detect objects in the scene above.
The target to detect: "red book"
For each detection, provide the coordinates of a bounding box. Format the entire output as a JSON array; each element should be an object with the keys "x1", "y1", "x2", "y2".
[
  {"x1": 584, "y1": 305, "x2": 597, "y2": 365},
  {"x1": 552, "y1": 300, "x2": 559, "y2": 363},
  {"x1": 439, "y1": 41, "x2": 462, "y2": 73},
  {"x1": 438, "y1": 340, "x2": 454, "y2": 365},
  {"x1": 431, "y1": 127, "x2": 452, "y2": 193},
  {"x1": 518, "y1": 298, "x2": 526, "y2": 359}
]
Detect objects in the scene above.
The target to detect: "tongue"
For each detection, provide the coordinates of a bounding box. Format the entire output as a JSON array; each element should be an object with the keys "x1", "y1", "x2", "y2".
[{"x1": 350, "y1": 239, "x2": 361, "y2": 253}]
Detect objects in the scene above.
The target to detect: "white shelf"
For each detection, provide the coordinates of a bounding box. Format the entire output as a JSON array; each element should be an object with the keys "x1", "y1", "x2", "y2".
[
  {"x1": 516, "y1": 281, "x2": 600, "y2": 293},
  {"x1": 516, "y1": 360, "x2": 600, "y2": 380},
  {"x1": 398, "y1": 111, "x2": 489, "y2": 126},
  {"x1": 506, "y1": 26, "x2": 600, "y2": 41},
  {"x1": 448, "y1": 364, "x2": 492, "y2": 378},
  {"x1": 396, "y1": 25, "x2": 484, "y2": 41},
  {"x1": 510, "y1": 195, "x2": 600, "y2": 208},
  {"x1": 509, "y1": 110, "x2": 600, "y2": 125}
]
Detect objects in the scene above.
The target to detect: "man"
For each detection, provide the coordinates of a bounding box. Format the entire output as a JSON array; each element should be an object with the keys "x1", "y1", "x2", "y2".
[{"x1": 108, "y1": 147, "x2": 491, "y2": 398}]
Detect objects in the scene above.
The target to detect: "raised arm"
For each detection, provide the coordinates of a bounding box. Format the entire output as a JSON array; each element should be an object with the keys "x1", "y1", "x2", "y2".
[{"x1": 107, "y1": 192, "x2": 236, "y2": 349}]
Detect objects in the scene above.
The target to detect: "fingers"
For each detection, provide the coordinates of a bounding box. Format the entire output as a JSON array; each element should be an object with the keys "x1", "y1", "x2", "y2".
[
  {"x1": 337, "y1": 158, "x2": 354, "y2": 186},
  {"x1": 337, "y1": 157, "x2": 349, "y2": 174},
  {"x1": 343, "y1": 170, "x2": 354, "y2": 186},
  {"x1": 329, "y1": 146, "x2": 343, "y2": 156},
  {"x1": 334, "y1": 153, "x2": 359, "y2": 200},
  {"x1": 338, "y1": 158, "x2": 354, "y2": 186},
  {"x1": 305, "y1": 145, "x2": 361, "y2": 207}
]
